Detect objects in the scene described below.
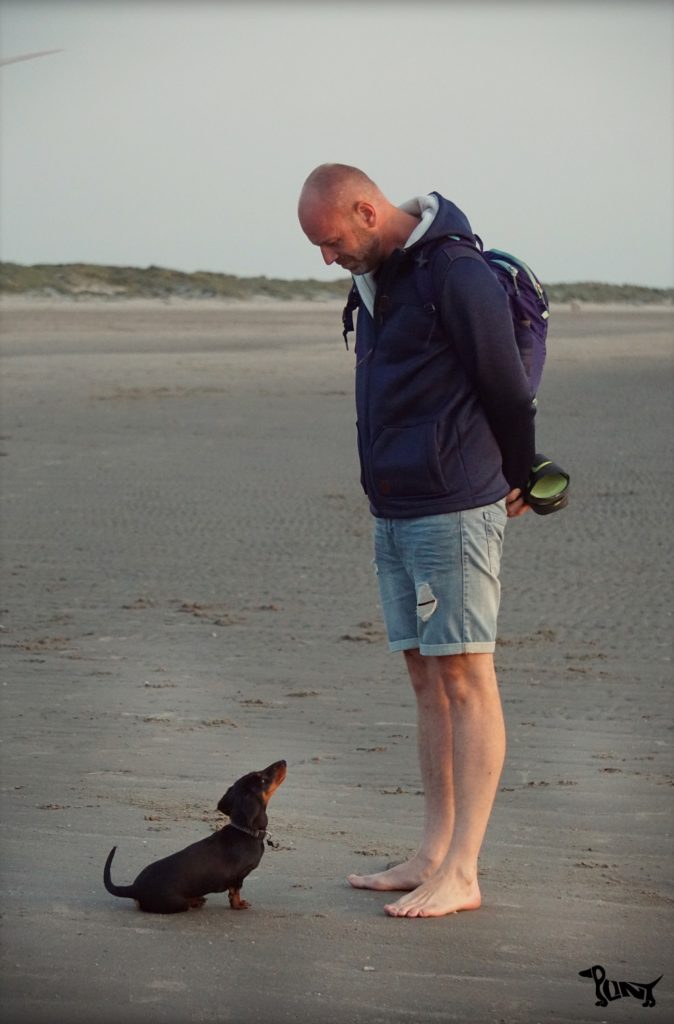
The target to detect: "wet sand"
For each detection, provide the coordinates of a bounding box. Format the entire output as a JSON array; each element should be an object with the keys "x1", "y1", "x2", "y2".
[{"x1": 0, "y1": 299, "x2": 672, "y2": 1023}]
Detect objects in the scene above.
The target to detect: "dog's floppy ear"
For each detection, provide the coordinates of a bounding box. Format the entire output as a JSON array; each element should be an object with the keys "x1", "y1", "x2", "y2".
[{"x1": 217, "y1": 786, "x2": 234, "y2": 816}]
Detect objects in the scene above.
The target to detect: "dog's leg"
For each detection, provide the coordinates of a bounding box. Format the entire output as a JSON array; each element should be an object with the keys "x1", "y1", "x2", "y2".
[{"x1": 228, "y1": 886, "x2": 250, "y2": 910}]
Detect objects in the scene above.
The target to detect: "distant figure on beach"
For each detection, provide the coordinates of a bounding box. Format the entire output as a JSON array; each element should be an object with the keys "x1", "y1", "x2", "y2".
[{"x1": 298, "y1": 164, "x2": 535, "y2": 918}]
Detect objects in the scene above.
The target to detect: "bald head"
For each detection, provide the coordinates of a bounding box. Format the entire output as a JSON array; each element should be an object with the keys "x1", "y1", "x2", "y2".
[
  {"x1": 298, "y1": 163, "x2": 384, "y2": 215},
  {"x1": 298, "y1": 163, "x2": 419, "y2": 274}
]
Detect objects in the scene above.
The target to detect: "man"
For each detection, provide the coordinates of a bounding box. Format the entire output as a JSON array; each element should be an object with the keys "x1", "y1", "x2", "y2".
[{"x1": 298, "y1": 164, "x2": 534, "y2": 919}]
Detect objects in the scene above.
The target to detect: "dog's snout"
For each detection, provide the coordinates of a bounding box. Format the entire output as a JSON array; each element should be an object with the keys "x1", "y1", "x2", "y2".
[
  {"x1": 264, "y1": 759, "x2": 287, "y2": 779},
  {"x1": 261, "y1": 760, "x2": 287, "y2": 798}
]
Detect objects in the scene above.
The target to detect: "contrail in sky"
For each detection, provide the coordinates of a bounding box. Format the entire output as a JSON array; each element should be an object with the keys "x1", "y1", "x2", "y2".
[{"x1": 0, "y1": 49, "x2": 63, "y2": 68}]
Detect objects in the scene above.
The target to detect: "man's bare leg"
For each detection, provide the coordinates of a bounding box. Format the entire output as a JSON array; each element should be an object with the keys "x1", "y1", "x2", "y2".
[
  {"x1": 348, "y1": 649, "x2": 455, "y2": 891},
  {"x1": 384, "y1": 652, "x2": 506, "y2": 917}
]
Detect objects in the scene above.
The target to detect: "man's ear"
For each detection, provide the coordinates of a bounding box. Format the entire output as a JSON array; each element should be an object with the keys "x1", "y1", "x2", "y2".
[
  {"x1": 354, "y1": 201, "x2": 376, "y2": 227},
  {"x1": 217, "y1": 786, "x2": 234, "y2": 815}
]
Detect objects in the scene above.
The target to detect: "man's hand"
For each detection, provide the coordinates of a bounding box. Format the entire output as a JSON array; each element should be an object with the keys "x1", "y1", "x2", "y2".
[{"x1": 505, "y1": 487, "x2": 530, "y2": 518}]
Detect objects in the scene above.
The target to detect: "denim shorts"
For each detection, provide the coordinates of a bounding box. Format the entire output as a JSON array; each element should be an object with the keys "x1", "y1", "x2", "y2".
[{"x1": 373, "y1": 502, "x2": 507, "y2": 656}]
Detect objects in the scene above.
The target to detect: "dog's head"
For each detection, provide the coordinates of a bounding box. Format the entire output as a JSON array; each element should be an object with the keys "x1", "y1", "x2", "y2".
[{"x1": 217, "y1": 760, "x2": 287, "y2": 822}]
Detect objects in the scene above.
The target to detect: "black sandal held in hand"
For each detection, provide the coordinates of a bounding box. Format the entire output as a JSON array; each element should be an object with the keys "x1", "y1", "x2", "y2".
[{"x1": 525, "y1": 454, "x2": 570, "y2": 515}]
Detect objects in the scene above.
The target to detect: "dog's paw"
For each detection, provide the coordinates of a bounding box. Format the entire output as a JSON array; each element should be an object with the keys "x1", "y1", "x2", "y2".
[{"x1": 228, "y1": 889, "x2": 250, "y2": 910}]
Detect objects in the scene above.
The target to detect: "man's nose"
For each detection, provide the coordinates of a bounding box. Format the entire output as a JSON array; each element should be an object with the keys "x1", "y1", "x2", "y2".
[{"x1": 320, "y1": 246, "x2": 337, "y2": 265}]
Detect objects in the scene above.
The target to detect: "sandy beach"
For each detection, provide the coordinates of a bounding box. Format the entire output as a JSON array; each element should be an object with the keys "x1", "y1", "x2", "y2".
[{"x1": 0, "y1": 298, "x2": 672, "y2": 1024}]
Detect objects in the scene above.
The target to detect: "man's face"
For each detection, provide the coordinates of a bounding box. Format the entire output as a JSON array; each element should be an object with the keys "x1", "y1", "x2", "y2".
[{"x1": 299, "y1": 202, "x2": 383, "y2": 275}]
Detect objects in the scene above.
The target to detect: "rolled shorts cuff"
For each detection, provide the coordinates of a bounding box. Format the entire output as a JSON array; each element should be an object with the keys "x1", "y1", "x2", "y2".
[
  {"x1": 419, "y1": 641, "x2": 496, "y2": 656},
  {"x1": 387, "y1": 638, "x2": 495, "y2": 655},
  {"x1": 388, "y1": 637, "x2": 421, "y2": 653}
]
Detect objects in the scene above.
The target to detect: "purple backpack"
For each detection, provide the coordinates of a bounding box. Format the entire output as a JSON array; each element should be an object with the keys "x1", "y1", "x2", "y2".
[
  {"x1": 342, "y1": 235, "x2": 550, "y2": 396},
  {"x1": 415, "y1": 235, "x2": 550, "y2": 396}
]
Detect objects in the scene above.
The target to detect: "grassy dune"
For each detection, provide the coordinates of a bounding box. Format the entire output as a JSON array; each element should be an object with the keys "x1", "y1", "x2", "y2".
[{"x1": 0, "y1": 261, "x2": 671, "y2": 304}]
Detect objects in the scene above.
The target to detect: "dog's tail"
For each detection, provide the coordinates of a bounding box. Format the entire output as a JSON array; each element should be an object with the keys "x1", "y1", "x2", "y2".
[{"x1": 103, "y1": 846, "x2": 137, "y2": 899}]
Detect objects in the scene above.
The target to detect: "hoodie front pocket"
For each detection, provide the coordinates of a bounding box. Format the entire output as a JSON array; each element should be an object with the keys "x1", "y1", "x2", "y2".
[{"x1": 371, "y1": 422, "x2": 447, "y2": 498}]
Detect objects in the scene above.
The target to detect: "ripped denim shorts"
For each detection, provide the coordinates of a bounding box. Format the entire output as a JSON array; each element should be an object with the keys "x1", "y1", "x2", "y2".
[{"x1": 372, "y1": 502, "x2": 507, "y2": 656}]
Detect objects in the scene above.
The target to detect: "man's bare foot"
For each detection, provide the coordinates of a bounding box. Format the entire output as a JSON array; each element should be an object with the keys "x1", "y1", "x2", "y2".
[
  {"x1": 347, "y1": 854, "x2": 441, "y2": 892},
  {"x1": 383, "y1": 868, "x2": 481, "y2": 917}
]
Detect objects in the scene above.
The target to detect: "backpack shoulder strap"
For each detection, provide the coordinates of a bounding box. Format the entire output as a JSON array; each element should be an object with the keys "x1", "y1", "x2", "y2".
[
  {"x1": 414, "y1": 234, "x2": 483, "y2": 311},
  {"x1": 341, "y1": 282, "x2": 361, "y2": 349}
]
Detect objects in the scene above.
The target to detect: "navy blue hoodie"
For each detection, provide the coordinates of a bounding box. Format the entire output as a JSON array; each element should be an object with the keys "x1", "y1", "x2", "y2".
[{"x1": 353, "y1": 192, "x2": 536, "y2": 518}]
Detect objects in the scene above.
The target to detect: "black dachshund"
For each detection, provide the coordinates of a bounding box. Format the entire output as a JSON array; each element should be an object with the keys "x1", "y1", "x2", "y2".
[{"x1": 103, "y1": 760, "x2": 286, "y2": 914}]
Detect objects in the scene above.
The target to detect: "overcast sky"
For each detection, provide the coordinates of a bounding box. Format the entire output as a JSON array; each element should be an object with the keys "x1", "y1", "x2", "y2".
[{"x1": 1, "y1": 0, "x2": 672, "y2": 286}]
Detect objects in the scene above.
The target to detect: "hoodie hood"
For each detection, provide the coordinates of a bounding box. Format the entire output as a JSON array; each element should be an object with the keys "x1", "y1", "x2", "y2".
[
  {"x1": 354, "y1": 192, "x2": 474, "y2": 314},
  {"x1": 400, "y1": 191, "x2": 474, "y2": 248}
]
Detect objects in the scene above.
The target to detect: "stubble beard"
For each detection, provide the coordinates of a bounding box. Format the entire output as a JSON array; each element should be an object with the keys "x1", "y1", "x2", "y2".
[{"x1": 339, "y1": 233, "x2": 384, "y2": 276}]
